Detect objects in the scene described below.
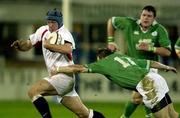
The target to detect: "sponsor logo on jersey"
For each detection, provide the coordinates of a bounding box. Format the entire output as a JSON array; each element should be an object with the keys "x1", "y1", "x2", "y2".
[
  {"x1": 138, "y1": 39, "x2": 152, "y2": 43},
  {"x1": 136, "y1": 39, "x2": 154, "y2": 49},
  {"x1": 151, "y1": 31, "x2": 157, "y2": 36}
]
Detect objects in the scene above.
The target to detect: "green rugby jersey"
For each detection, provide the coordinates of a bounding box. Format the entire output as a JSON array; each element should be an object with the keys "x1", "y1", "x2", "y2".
[
  {"x1": 175, "y1": 38, "x2": 180, "y2": 50},
  {"x1": 112, "y1": 17, "x2": 171, "y2": 61},
  {"x1": 86, "y1": 53, "x2": 150, "y2": 90}
]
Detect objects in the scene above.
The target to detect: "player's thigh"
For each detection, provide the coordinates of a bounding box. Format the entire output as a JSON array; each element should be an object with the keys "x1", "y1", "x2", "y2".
[
  {"x1": 28, "y1": 79, "x2": 57, "y2": 97},
  {"x1": 153, "y1": 105, "x2": 169, "y2": 118},
  {"x1": 46, "y1": 74, "x2": 75, "y2": 96},
  {"x1": 131, "y1": 91, "x2": 143, "y2": 104},
  {"x1": 168, "y1": 103, "x2": 179, "y2": 118},
  {"x1": 62, "y1": 96, "x2": 89, "y2": 117}
]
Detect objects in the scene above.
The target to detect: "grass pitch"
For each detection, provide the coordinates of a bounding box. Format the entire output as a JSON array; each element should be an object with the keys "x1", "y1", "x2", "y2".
[{"x1": 0, "y1": 100, "x2": 180, "y2": 118}]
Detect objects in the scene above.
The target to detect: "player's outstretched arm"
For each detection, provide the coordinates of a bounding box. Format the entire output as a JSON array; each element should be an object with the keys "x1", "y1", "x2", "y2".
[
  {"x1": 150, "y1": 61, "x2": 177, "y2": 73},
  {"x1": 11, "y1": 39, "x2": 33, "y2": 51},
  {"x1": 51, "y1": 64, "x2": 88, "y2": 75}
]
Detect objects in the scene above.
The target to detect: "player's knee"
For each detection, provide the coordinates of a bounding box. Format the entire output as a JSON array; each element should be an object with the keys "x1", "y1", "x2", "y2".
[
  {"x1": 132, "y1": 92, "x2": 142, "y2": 104},
  {"x1": 27, "y1": 88, "x2": 35, "y2": 99},
  {"x1": 132, "y1": 99, "x2": 142, "y2": 104},
  {"x1": 132, "y1": 96, "x2": 142, "y2": 104},
  {"x1": 27, "y1": 87, "x2": 41, "y2": 99}
]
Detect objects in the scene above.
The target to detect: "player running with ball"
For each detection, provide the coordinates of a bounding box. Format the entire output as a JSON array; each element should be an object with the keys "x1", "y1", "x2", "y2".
[{"x1": 11, "y1": 8, "x2": 105, "y2": 118}]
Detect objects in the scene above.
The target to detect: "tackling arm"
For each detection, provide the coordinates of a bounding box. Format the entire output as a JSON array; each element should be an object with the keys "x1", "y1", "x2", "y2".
[
  {"x1": 52, "y1": 64, "x2": 88, "y2": 75},
  {"x1": 150, "y1": 61, "x2": 177, "y2": 73}
]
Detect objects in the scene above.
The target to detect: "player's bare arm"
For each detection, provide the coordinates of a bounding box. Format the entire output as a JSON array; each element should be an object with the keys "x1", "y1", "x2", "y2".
[
  {"x1": 137, "y1": 43, "x2": 171, "y2": 56},
  {"x1": 107, "y1": 18, "x2": 115, "y2": 41},
  {"x1": 51, "y1": 64, "x2": 88, "y2": 75},
  {"x1": 150, "y1": 61, "x2": 177, "y2": 73},
  {"x1": 11, "y1": 39, "x2": 33, "y2": 51},
  {"x1": 43, "y1": 38, "x2": 72, "y2": 54},
  {"x1": 154, "y1": 47, "x2": 171, "y2": 56},
  {"x1": 107, "y1": 18, "x2": 118, "y2": 51}
]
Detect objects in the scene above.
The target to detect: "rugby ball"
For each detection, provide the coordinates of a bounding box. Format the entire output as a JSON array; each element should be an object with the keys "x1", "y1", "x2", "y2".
[{"x1": 48, "y1": 32, "x2": 58, "y2": 44}]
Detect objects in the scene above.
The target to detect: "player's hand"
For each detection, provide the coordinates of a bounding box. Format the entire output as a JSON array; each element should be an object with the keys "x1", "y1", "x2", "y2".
[
  {"x1": 43, "y1": 37, "x2": 51, "y2": 47},
  {"x1": 11, "y1": 39, "x2": 32, "y2": 52},
  {"x1": 11, "y1": 40, "x2": 20, "y2": 50},
  {"x1": 136, "y1": 42, "x2": 154, "y2": 52},
  {"x1": 11, "y1": 40, "x2": 31, "y2": 51},
  {"x1": 107, "y1": 42, "x2": 118, "y2": 51},
  {"x1": 165, "y1": 66, "x2": 177, "y2": 73}
]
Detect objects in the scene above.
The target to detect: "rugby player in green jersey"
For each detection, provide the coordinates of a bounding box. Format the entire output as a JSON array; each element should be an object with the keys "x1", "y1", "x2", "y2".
[
  {"x1": 51, "y1": 48, "x2": 179, "y2": 118},
  {"x1": 106, "y1": 5, "x2": 171, "y2": 118},
  {"x1": 175, "y1": 38, "x2": 180, "y2": 58}
]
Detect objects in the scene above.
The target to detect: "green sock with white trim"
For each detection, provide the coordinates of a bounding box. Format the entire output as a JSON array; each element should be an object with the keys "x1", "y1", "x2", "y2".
[{"x1": 144, "y1": 105, "x2": 152, "y2": 118}]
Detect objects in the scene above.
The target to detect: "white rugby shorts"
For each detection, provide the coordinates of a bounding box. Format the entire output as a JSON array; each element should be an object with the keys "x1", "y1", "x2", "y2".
[
  {"x1": 44, "y1": 73, "x2": 78, "y2": 102},
  {"x1": 136, "y1": 72, "x2": 169, "y2": 109}
]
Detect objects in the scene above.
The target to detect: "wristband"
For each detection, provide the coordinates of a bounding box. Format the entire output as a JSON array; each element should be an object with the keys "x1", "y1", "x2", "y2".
[{"x1": 107, "y1": 36, "x2": 114, "y2": 42}]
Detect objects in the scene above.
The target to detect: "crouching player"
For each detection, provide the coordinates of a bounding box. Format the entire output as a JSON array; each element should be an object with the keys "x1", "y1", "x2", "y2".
[{"x1": 51, "y1": 48, "x2": 179, "y2": 118}]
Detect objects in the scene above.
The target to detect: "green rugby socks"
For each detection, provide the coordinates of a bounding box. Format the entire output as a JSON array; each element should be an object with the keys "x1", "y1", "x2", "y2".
[{"x1": 123, "y1": 101, "x2": 139, "y2": 117}]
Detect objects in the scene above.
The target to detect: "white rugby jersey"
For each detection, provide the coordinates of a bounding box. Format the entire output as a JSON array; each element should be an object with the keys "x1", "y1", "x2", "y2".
[{"x1": 29, "y1": 25, "x2": 75, "y2": 74}]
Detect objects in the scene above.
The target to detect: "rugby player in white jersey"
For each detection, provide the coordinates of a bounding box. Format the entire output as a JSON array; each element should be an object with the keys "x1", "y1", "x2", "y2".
[{"x1": 11, "y1": 8, "x2": 105, "y2": 118}]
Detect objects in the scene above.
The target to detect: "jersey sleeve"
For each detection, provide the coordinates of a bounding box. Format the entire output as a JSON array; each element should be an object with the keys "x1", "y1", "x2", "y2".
[
  {"x1": 111, "y1": 17, "x2": 134, "y2": 30},
  {"x1": 85, "y1": 63, "x2": 100, "y2": 73},
  {"x1": 59, "y1": 27, "x2": 75, "y2": 49},
  {"x1": 85, "y1": 58, "x2": 109, "y2": 73},
  {"x1": 29, "y1": 26, "x2": 47, "y2": 46},
  {"x1": 157, "y1": 25, "x2": 171, "y2": 50},
  {"x1": 134, "y1": 58, "x2": 150, "y2": 70}
]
